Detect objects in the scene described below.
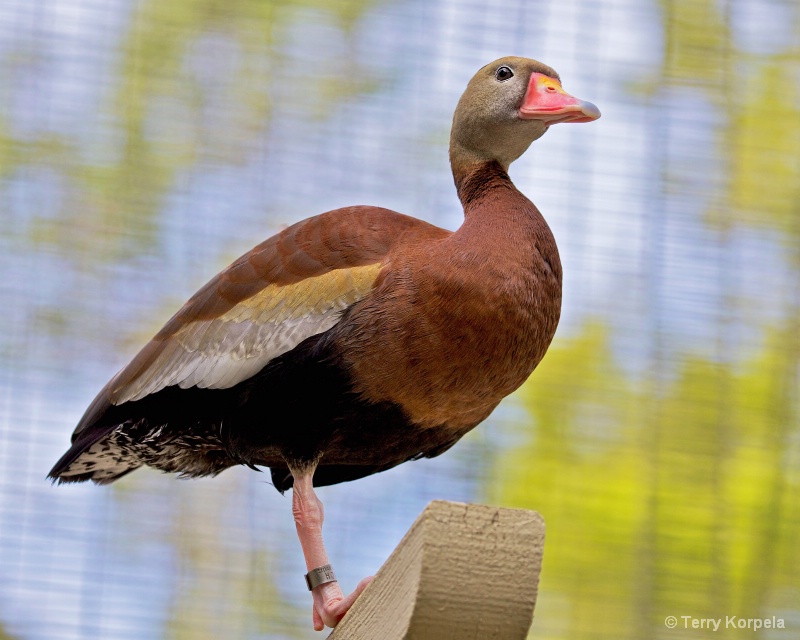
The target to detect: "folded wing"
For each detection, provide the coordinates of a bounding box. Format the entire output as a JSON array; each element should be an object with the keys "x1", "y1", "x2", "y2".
[{"x1": 71, "y1": 205, "x2": 449, "y2": 440}]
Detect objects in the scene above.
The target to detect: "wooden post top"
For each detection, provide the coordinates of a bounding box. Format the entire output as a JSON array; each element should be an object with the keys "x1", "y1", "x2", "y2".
[{"x1": 329, "y1": 500, "x2": 546, "y2": 640}]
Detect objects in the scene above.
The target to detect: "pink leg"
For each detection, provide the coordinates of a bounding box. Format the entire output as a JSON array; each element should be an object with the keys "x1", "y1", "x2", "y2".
[{"x1": 291, "y1": 470, "x2": 373, "y2": 630}]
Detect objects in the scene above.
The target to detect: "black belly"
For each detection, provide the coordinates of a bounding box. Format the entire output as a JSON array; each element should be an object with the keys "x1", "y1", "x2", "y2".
[
  {"x1": 229, "y1": 331, "x2": 466, "y2": 491},
  {"x1": 56, "y1": 329, "x2": 467, "y2": 492}
]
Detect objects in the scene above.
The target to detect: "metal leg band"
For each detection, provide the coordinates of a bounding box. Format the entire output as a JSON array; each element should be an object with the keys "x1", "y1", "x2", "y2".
[{"x1": 305, "y1": 564, "x2": 337, "y2": 591}]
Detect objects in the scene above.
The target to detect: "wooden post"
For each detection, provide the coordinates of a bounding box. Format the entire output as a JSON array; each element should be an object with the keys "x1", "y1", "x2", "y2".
[{"x1": 329, "y1": 500, "x2": 545, "y2": 640}]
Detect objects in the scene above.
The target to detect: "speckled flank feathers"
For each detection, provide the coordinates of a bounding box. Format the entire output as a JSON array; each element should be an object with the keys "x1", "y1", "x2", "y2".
[{"x1": 55, "y1": 420, "x2": 230, "y2": 484}]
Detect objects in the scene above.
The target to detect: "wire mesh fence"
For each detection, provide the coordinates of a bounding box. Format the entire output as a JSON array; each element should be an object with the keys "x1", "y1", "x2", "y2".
[{"x1": 1, "y1": 0, "x2": 798, "y2": 638}]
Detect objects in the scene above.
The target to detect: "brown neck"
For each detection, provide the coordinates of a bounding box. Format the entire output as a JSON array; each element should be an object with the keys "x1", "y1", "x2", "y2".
[
  {"x1": 452, "y1": 159, "x2": 541, "y2": 236},
  {"x1": 453, "y1": 159, "x2": 514, "y2": 212}
]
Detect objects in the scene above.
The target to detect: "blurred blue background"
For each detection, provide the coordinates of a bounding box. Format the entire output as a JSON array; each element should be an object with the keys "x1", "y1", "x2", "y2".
[{"x1": 1, "y1": 0, "x2": 798, "y2": 638}]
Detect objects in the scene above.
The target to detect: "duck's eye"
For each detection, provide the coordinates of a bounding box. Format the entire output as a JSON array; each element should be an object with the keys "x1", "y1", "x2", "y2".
[{"x1": 495, "y1": 66, "x2": 514, "y2": 82}]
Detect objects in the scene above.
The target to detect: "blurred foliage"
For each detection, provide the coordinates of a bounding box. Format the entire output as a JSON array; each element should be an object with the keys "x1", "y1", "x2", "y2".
[
  {"x1": 155, "y1": 479, "x2": 303, "y2": 639},
  {"x1": 2, "y1": 0, "x2": 381, "y2": 262},
  {"x1": 0, "y1": 626, "x2": 18, "y2": 640},
  {"x1": 659, "y1": 0, "x2": 730, "y2": 86},
  {"x1": 494, "y1": 1, "x2": 800, "y2": 639},
  {"x1": 652, "y1": 0, "x2": 800, "y2": 239},
  {"x1": 725, "y1": 55, "x2": 800, "y2": 236},
  {"x1": 495, "y1": 321, "x2": 799, "y2": 639}
]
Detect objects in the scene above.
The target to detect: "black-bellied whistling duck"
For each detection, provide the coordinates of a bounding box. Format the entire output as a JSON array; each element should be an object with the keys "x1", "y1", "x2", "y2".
[{"x1": 49, "y1": 57, "x2": 599, "y2": 630}]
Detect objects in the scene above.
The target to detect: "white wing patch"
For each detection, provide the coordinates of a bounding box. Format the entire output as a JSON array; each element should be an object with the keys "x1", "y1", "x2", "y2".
[{"x1": 113, "y1": 264, "x2": 381, "y2": 404}]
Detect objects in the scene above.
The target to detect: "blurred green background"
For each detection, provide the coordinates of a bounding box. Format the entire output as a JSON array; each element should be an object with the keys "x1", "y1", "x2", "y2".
[{"x1": 0, "y1": 0, "x2": 798, "y2": 638}]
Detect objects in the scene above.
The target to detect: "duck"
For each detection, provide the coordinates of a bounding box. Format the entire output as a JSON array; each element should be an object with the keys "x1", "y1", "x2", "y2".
[{"x1": 49, "y1": 56, "x2": 599, "y2": 630}]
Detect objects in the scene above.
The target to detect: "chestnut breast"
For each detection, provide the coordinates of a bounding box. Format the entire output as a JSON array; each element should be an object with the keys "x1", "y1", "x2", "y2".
[{"x1": 336, "y1": 179, "x2": 562, "y2": 430}]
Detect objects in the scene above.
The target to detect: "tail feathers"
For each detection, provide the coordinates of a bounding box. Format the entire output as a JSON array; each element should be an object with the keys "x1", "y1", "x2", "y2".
[
  {"x1": 49, "y1": 418, "x2": 239, "y2": 484},
  {"x1": 48, "y1": 424, "x2": 144, "y2": 485},
  {"x1": 49, "y1": 465, "x2": 140, "y2": 485}
]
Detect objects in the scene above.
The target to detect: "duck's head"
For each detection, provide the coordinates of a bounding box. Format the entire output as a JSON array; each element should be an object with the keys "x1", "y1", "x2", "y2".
[{"x1": 450, "y1": 57, "x2": 600, "y2": 172}]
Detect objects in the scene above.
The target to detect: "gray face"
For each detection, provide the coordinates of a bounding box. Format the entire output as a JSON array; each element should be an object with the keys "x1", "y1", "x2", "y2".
[{"x1": 450, "y1": 57, "x2": 557, "y2": 169}]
